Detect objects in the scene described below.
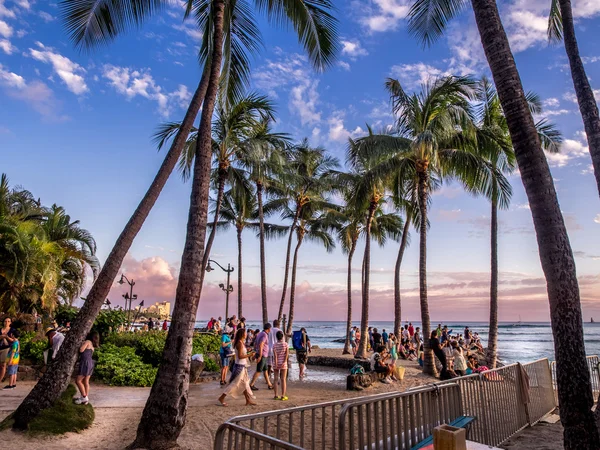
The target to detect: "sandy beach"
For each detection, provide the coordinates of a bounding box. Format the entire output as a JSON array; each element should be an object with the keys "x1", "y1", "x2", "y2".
[{"x1": 0, "y1": 349, "x2": 436, "y2": 449}]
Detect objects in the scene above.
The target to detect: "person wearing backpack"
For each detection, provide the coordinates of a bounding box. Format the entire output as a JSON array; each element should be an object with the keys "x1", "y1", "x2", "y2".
[{"x1": 292, "y1": 327, "x2": 311, "y2": 379}]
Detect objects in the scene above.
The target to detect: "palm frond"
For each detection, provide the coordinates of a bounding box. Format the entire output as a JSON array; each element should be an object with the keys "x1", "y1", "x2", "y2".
[
  {"x1": 407, "y1": 0, "x2": 468, "y2": 47},
  {"x1": 548, "y1": 0, "x2": 563, "y2": 43}
]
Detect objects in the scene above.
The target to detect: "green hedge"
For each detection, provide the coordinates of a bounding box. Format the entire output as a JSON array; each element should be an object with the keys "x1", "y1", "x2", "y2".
[
  {"x1": 94, "y1": 344, "x2": 157, "y2": 387},
  {"x1": 19, "y1": 331, "x2": 47, "y2": 364}
]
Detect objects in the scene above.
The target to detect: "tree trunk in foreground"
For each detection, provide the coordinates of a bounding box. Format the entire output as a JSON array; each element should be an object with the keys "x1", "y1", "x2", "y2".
[
  {"x1": 277, "y1": 208, "x2": 299, "y2": 322},
  {"x1": 355, "y1": 203, "x2": 376, "y2": 360},
  {"x1": 487, "y1": 199, "x2": 499, "y2": 369},
  {"x1": 130, "y1": 2, "x2": 225, "y2": 448},
  {"x1": 471, "y1": 1, "x2": 599, "y2": 447},
  {"x1": 343, "y1": 239, "x2": 357, "y2": 355},
  {"x1": 417, "y1": 168, "x2": 436, "y2": 377},
  {"x1": 559, "y1": 0, "x2": 600, "y2": 198},
  {"x1": 285, "y1": 235, "x2": 303, "y2": 336},
  {"x1": 11, "y1": 62, "x2": 211, "y2": 431},
  {"x1": 394, "y1": 214, "x2": 411, "y2": 339},
  {"x1": 237, "y1": 226, "x2": 243, "y2": 317},
  {"x1": 257, "y1": 182, "x2": 268, "y2": 324}
]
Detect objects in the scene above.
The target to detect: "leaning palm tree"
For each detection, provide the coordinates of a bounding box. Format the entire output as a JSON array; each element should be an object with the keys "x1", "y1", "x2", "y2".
[
  {"x1": 271, "y1": 142, "x2": 340, "y2": 323},
  {"x1": 361, "y1": 76, "x2": 494, "y2": 374},
  {"x1": 285, "y1": 208, "x2": 336, "y2": 337},
  {"x1": 548, "y1": 0, "x2": 600, "y2": 198},
  {"x1": 408, "y1": 1, "x2": 599, "y2": 446},
  {"x1": 16, "y1": 0, "x2": 339, "y2": 441}
]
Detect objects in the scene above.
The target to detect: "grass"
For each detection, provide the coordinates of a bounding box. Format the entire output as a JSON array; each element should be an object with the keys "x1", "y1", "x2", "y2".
[{"x1": 0, "y1": 384, "x2": 94, "y2": 436}]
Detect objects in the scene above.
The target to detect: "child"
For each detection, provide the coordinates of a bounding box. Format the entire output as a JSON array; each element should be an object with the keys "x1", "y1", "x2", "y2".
[
  {"x1": 272, "y1": 331, "x2": 289, "y2": 401},
  {"x1": 4, "y1": 329, "x2": 19, "y2": 390}
]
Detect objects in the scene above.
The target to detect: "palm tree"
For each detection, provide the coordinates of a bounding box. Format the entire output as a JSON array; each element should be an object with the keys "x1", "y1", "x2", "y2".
[
  {"x1": 408, "y1": 1, "x2": 599, "y2": 446},
  {"x1": 209, "y1": 188, "x2": 286, "y2": 317},
  {"x1": 272, "y1": 142, "x2": 340, "y2": 323},
  {"x1": 238, "y1": 120, "x2": 292, "y2": 323},
  {"x1": 285, "y1": 209, "x2": 336, "y2": 337},
  {"x1": 358, "y1": 76, "x2": 493, "y2": 374},
  {"x1": 548, "y1": 0, "x2": 600, "y2": 198},
  {"x1": 334, "y1": 195, "x2": 403, "y2": 355}
]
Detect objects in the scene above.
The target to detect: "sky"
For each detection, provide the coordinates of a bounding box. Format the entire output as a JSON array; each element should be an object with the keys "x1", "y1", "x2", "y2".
[{"x1": 1, "y1": 0, "x2": 600, "y2": 324}]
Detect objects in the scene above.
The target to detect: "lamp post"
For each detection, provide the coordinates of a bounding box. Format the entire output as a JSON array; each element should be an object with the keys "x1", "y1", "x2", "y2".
[
  {"x1": 206, "y1": 260, "x2": 234, "y2": 320},
  {"x1": 117, "y1": 274, "x2": 137, "y2": 329}
]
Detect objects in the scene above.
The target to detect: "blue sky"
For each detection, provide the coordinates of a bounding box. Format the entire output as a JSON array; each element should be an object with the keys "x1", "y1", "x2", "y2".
[{"x1": 1, "y1": 0, "x2": 600, "y2": 322}]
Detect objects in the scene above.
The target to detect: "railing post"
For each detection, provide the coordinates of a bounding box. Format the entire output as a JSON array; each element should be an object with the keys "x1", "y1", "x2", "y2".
[{"x1": 477, "y1": 373, "x2": 491, "y2": 445}]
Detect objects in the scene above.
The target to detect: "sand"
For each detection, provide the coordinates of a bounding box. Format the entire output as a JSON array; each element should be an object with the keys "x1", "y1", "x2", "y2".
[
  {"x1": 501, "y1": 421, "x2": 563, "y2": 450},
  {"x1": 0, "y1": 349, "x2": 435, "y2": 449}
]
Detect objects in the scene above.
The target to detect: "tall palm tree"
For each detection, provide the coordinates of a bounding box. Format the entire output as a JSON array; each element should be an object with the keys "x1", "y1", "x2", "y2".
[
  {"x1": 334, "y1": 196, "x2": 403, "y2": 355},
  {"x1": 272, "y1": 142, "x2": 340, "y2": 323},
  {"x1": 14, "y1": 0, "x2": 338, "y2": 437},
  {"x1": 285, "y1": 209, "x2": 336, "y2": 337},
  {"x1": 360, "y1": 76, "x2": 494, "y2": 374},
  {"x1": 238, "y1": 120, "x2": 291, "y2": 323},
  {"x1": 548, "y1": 0, "x2": 600, "y2": 198},
  {"x1": 408, "y1": 1, "x2": 599, "y2": 446}
]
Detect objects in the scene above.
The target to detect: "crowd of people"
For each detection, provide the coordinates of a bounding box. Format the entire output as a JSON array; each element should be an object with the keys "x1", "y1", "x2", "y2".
[
  {"x1": 349, "y1": 322, "x2": 488, "y2": 382},
  {"x1": 0, "y1": 316, "x2": 99, "y2": 403},
  {"x1": 212, "y1": 316, "x2": 311, "y2": 407}
]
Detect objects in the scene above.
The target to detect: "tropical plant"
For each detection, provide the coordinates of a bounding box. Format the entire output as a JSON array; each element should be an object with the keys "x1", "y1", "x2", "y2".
[
  {"x1": 269, "y1": 141, "x2": 341, "y2": 323},
  {"x1": 548, "y1": 0, "x2": 600, "y2": 198},
  {"x1": 408, "y1": 1, "x2": 599, "y2": 446}
]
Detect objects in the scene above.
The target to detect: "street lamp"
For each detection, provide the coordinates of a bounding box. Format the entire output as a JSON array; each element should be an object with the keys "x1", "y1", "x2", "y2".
[
  {"x1": 206, "y1": 260, "x2": 234, "y2": 320},
  {"x1": 118, "y1": 274, "x2": 137, "y2": 329}
]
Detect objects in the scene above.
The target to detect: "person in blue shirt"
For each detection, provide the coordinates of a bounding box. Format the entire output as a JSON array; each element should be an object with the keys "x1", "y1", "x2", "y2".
[
  {"x1": 220, "y1": 332, "x2": 233, "y2": 385},
  {"x1": 382, "y1": 329, "x2": 389, "y2": 345}
]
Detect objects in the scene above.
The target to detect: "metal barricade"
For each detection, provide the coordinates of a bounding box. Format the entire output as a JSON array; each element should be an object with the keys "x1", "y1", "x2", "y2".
[
  {"x1": 214, "y1": 422, "x2": 304, "y2": 450},
  {"x1": 337, "y1": 383, "x2": 462, "y2": 450},
  {"x1": 551, "y1": 355, "x2": 599, "y2": 404}
]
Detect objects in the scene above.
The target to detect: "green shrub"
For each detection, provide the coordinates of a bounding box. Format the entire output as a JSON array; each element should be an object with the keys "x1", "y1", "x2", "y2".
[
  {"x1": 19, "y1": 331, "x2": 47, "y2": 364},
  {"x1": 94, "y1": 344, "x2": 157, "y2": 387}
]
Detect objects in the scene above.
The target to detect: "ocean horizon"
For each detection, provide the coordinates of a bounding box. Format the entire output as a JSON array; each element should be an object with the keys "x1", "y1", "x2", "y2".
[{"x1": 196, "y1": 320, "x2": 600, "y2": 365}]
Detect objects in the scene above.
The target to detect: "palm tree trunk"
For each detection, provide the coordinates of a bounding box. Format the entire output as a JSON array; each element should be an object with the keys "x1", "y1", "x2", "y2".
[
  {"x1": 202, "y1": 165, "x2": 229, "y2": 270},
  {"x1": 471, "y1": 1, "x2": 599, "y2": 447},
  {"x1": 559, "y1": 0, "x2": 600, "y2": 197},
  {"x1": 130, "y1": 2, "x2": 225, "y2": 448},
  {"x1": 417, "y1": 169, "x2": 435, "y2": 377},
  {"x1": 355, "y1": 203, "x2": 376, "y2": 360},
  {"x1": 257, "y1": 181, "x2": 268, "y2": 324},
  {"x1": 343, "y1": 239, "x2": 357, "y2": 355},
  {"x1": 487, "y1": 199, "x2": 499, "y2": 369},
  {"x1": 285, "y1": 236, "x2": 303, "y2": 336},
  {"x1": 237, "y1": 226, "x2": 243, "y2": 317},
  {"x1": 394, "y1": 213, "x2": 411, "y2": 338},
  {"x1": 278, "y1": 208, "x2": 299, "y2": 322},
  {"x1": 11, "y1": 59, "x2": 211, "y2": 430}
]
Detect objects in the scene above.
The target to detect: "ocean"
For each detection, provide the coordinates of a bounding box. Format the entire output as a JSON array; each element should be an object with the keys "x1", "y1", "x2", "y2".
[{"x1": 200, "y1": 320, "x2": 600, "y2": 365}]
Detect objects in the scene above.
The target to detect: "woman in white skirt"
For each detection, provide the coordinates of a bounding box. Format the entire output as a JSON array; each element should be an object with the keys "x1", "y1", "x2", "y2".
[{"x1": 218, "y1": 328, "x2": 257, "y2": 407}]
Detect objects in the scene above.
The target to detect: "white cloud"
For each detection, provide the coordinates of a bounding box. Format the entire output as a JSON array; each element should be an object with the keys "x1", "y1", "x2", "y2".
[
  {"x1": 582, "y1": 164, "x2": 594, "y2": 175},
  {"x1": 28, "y1": 42, "x2": 88, "y2": 95},
  {"x1": 0, "y1": 64, "x2": 67, "y2": 120},
  {"x1": 390, "y1": 63, "x2": 449, "y2": 90},
  {"x1": 0, "y1": 19, "x2": 12, "y2": 37},
  {"x1": 358, "y1": 0, "x2": 411, "y2": 32},
  {"x1": 341, "y1": 39, "x2": 368, "y2": 59},
  {"x1": 172, "y1": 22, "x2": 202, "y2": 41},
  {"x1": 543, "y1": 98, "x2": 560, "y2": 108},
  {"x1": 546, "y1": 133, "x2": 589, "y2": 167},
  {"x1": 0, "y1": 38, "x2": 15, "y2": 54},
  {"x1": 0, "y1": 1, "x2": 15, "y2": 18},
  {"x1": 290, "y1": 80, "x2": 321, "y2": 125},
  {"x1": 338, "y1": 61, "x2": 351, "y2": 71},
  {"x1": 15, "y1": 0, "x2": 30, "y2": 9},
  {"x1": 102, "y1": 64, "x2": 190, "y2": 117},
  {"x1": 594, "y1": 214, "x2": 600, "y2": 224},
  {"x1": 543, "y1": 109, "x2": 571, "y2": 117},
  {"x1": 328, "y1": 111, "x2": 365, "y2": 142},
  {"x1": 38, "y1": 11, "x2": 55, "y2": 22}
]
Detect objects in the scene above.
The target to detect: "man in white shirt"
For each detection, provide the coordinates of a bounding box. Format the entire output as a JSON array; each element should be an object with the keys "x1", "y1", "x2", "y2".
[
  {"x1": 267, "y1": 319, "x2": 282, "y2": 377},
  {"x1": 45, "y1": 328, "x2": 65, "y2": 362}
]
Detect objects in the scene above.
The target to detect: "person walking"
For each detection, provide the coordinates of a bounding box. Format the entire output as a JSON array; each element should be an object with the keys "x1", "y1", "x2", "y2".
[
  {"x1": 249, "y1": 323, "x2": 273, "y2": 391},
  {"x1": 0, "y1": 317, "x2": 17, "y2": 383},
  {"x1": 74, "y1": 331, "x2": 99, "y2": 404},
  {"x1": 3, "y1": 329, "x2": 19, "y2": 390},
  {"x1": 218, "y1": 328, "x2": 256, "y2": 407},
  {"x1": 267, "y1": 319, "x2": 282, "y2": 378},
  {"x1": 219, "y1": 331, "x2": 233, "y2": 385},
  {"x1": 272, "y1": 331, "x2": 289, "y2": 401},
  {"x1": 293, "y1": 327, "x2": 311, "y2": 379}
]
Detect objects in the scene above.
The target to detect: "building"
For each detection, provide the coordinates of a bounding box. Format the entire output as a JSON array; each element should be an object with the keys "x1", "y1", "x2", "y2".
[{"x1": 139, "y1": 301, "x2": 171, "y2": 319}]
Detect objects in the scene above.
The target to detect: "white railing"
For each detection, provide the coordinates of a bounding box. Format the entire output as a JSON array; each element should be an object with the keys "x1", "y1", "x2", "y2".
[{"x1": 551, "y1": 355, "x2": 599, "y2": 404}]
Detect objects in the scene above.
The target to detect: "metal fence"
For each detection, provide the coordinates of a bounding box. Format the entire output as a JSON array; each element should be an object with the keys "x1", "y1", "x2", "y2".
[
  {"x1": 215, "y1": 358, "x2": 558, "y2": 450},
  {"x1": 337, "y1": 383, "x2": 463, "y2": 450},
  {"x1": 551, "y1": 355, "x2": 599, "y2": 404}
]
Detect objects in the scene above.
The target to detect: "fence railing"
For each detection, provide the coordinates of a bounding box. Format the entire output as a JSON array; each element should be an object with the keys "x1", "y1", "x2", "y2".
[
  {"x1": 215, "y1": 358, "x2": 559, "y2": 450},
  {"x1": 551, "y1": 355, "x2": 599, "y2": 404},
  {"x1": 337, "y1": 383, "x2": 463, "y2": 450}
]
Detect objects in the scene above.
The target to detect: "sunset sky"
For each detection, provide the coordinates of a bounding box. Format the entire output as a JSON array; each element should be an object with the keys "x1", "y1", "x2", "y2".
[{"x1": 1, "y1": 0, "x2": 600, "y2": 323}]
